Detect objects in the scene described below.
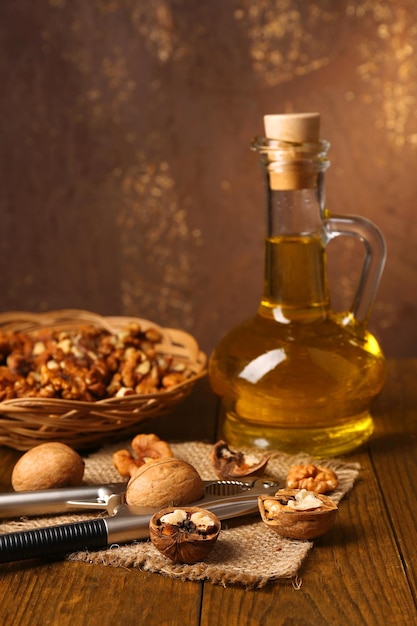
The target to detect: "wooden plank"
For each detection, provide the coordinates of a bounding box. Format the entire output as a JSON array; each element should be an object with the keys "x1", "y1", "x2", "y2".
[
  {"x1": 199, "y1": 450, "x2": 417, "y2": 625},
  {"x1": 0, "y1": 560, "x2": 203, "y2": 626},
  {"x1": 369, "y1": 359, "x2": 417, "y2": 599}
]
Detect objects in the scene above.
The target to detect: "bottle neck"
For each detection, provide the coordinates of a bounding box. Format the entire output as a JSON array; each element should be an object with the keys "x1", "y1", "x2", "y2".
[
  {"x1": 253, "y1": 138, "x2": 331, "y2": 323},
  {"x1": 265, "y1": 186, "x2": 326, "y2": 238}
]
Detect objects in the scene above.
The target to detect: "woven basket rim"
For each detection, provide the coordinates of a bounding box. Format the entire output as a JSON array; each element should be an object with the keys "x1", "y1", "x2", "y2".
[{"x1": 0, "y1": 309, "x2": 207, "y2": 450}]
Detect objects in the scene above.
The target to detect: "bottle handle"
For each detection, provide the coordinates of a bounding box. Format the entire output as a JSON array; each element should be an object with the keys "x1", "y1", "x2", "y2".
[{"x1": 324, "y1": 215, "x2": 386, "y2": 324}]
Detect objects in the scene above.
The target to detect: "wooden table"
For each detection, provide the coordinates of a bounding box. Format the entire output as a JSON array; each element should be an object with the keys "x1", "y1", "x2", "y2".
[{"x1": 1, "y1": 359, "x2": 417, "y2": 626}]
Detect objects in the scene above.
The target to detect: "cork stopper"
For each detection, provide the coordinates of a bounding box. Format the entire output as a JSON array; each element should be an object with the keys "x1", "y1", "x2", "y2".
[
  {"x1": 262, "y1": 113, "x2": 321, "y2": 190},
  {"x1": 263, "y1": 113, "x2": 320, "y2": 143}
]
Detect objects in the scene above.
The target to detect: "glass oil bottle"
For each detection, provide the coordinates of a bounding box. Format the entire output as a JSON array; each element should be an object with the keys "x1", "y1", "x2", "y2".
[{"x1": 208, "y1": 113, "x2": 386, "y2": 456}]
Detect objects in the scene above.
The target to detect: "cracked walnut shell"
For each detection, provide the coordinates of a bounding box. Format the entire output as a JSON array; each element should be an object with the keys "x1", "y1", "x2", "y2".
[
  {"x1": 149, "y1": 506, "x2": 221, "y2": 563},
  {"x1": 258, "y1": 488, "x2": 338, "y2": 540},
  {"x1": 211, "y1": 440, "x2": 269, "y2": 480}
]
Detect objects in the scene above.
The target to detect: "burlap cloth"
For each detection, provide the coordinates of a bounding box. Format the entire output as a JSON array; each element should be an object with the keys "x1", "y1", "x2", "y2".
[{"x1": 1, "y1": 441, "x2": 360, "y2": 588}]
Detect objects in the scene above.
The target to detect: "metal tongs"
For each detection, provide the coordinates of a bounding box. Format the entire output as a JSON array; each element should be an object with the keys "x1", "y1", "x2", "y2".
[{"x1": 0, "y1": 478, "x2": 280, "y2": 563}]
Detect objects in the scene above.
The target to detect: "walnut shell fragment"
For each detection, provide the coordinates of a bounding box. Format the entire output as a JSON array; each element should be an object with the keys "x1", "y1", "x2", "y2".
[
  {"x1": 211, "y1": 440, "x2": 269, "y2": 480},
  {"x1": 258, "y1": 488, "x2": 338, "y2": 540},
  {"x1": 125, "y1": 457, "x2": 204, "y2": 508},
  {"x1": 149, "y1": 506, "x2": 221, "y2": 563}
]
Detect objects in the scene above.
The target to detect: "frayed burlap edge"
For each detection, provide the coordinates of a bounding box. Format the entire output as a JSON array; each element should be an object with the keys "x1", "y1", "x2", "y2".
[{"x1": 1, "y1": 441, "x2": 360, "y2": 588}]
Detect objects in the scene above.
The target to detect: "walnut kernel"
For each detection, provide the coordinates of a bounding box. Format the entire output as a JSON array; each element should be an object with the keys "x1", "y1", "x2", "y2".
[
  {"x1": 286, "y1": 463, "x2": 339, "y2": 494},
  {"x1": 113, "y1": 433, "x2": 173, "y2": 477},
  {"x1": 0, "y1": 323, "x2": 191, "y2": 402}
]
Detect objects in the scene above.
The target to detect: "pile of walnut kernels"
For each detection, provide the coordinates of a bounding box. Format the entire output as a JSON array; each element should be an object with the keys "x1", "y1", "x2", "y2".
[{"x1": 0, "y1": 323, "x2": 190, "y2": 402}]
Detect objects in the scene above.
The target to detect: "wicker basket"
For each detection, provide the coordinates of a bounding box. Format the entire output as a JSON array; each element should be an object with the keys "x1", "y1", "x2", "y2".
[{"x1": 0, "y1": 309, "x2": 207, "y2": 451}]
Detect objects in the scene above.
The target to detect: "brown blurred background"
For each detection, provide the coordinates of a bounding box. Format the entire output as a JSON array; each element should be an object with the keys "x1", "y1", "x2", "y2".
[{"x1": 0, "y1": 0, "x2": 416, "y2": 358}]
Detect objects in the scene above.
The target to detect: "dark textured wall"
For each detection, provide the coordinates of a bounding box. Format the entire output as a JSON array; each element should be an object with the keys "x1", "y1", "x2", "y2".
[{"x1": 1, "y1": 0, "x2": 416, "y2": 357}]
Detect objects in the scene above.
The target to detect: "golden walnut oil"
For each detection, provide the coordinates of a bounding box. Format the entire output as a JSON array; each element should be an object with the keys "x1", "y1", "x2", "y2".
[{"x1": 209, "y1": 235, "x2": 386, "y2": 456}]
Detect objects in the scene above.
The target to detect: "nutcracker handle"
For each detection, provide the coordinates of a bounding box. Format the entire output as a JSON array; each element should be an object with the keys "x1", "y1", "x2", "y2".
[
  {"x1": 0, "y1": 519, "x2": 108, "y2": 563},
  {"x1": 325, "y1": 215, "x2": 386, "y2": 323}
]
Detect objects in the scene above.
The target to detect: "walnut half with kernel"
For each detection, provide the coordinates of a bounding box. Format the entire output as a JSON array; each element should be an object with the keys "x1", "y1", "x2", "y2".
[
  {"x1": 149, "y1": 506, "x2": 221, "y2": 563},
  {"x1": 258, "y1": 488, "x2": 338, "y2": 540}
]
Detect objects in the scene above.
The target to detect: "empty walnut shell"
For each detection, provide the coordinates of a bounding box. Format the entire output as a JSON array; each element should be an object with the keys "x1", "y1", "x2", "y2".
[
  {"x1": 125, "y1": 457, "x2": 204, "y2": 508},
  {"x1": 258, "y1": 488, "x2": 338, "y2": 540},
  {"x1": 211, "y1": 440, "x2": 269, "y2": 480},
  {"x1": 149, "y1": 506, "x2": 221, "y2": 563}
]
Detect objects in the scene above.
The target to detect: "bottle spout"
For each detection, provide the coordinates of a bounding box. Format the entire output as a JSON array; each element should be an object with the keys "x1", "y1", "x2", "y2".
[{"x1": 257, "y1": 113, "x2": 327, "y2": 190}]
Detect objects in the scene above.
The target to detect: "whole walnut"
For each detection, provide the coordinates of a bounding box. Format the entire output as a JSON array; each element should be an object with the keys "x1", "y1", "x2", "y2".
[
  {"x1": 125, "y1": 458, "x2": 204, "y2": 508},
  {"x1": 11, "y1": 442, "x2": 85, "y2": 492}
]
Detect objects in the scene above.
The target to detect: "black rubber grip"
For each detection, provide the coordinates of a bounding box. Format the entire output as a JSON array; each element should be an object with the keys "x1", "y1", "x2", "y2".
[{"x1": 0, "y1": 518, "x2": 108, "y2": 562}]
